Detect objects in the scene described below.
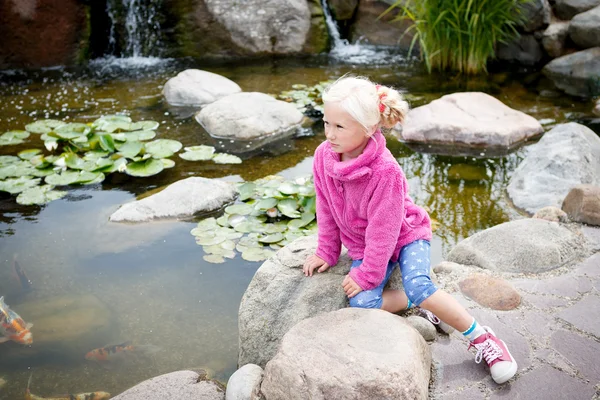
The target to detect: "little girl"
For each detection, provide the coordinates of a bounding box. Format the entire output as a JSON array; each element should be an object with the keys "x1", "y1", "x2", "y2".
[{"x1": 303, "y1": 76, "x2": 517, "y2": 385}]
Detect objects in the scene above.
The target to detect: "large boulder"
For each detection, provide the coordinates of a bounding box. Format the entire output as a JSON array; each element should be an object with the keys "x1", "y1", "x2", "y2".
[
  {"x1": 569, "y1": 6, "x2": 600, "y2": 49},
  {"x1": 446, "y1": 219, "x2": 588, "y2": 274},
  {"x1": 562, "y1": 185, "x2": 600, "y2": 226},
  {"x1": 519, "y1": 0, "x2": 551, "y2": 32},
  {"x1": 0, "y1": 0, "x2": 88, "y2": 68},
  {"x1": 399, "y1": 92, "x2": 543, "y2": 151},
  {"x1": 110, "y1": 177, "x2": 237, "y2": 223},
  {"x1": 329, "y1": 0, "x2": 359, "y2": 20},
  {"x1": 196, "y1": 92, "x2": 304, "y2": 142},
  {"x1": 543, "y1": 47, "x2": 600, "y2": 97},
  {"x1": 0, "y1": 294, "x2": 114, "y2": 367},
  {"x1": 554, "y1": 0, "x2": 600, "y2": 20},
  {"x1": 542, "y1": 21, "x2": 570, "y2": 58},
  {"x1": 260, "y1": 308, "x2": 431, "y2": 400},
  {"x1": 225, "y1": 364, "x2": 263, "y2": 400},
  {"x1": 496, "y1": 34, "x2": 544, "y2": 66},
  {"x1": 507, "y1": 123, "x2": 600, "y2": 214},
  {"x1": 163, "y1": 70, "x2": 241, "y2": 107},
  {"x1": 112, "y1": 370, "x2": 225, "y2": 400}
]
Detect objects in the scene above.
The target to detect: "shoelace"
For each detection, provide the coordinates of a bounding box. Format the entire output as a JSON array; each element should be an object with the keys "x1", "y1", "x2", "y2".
[
  {"x1": 420, "y1": 308, "x2": 440, "y2": 325},
  {"x1": 470, "y1": 338, "x2": 503, "y2": 365}
]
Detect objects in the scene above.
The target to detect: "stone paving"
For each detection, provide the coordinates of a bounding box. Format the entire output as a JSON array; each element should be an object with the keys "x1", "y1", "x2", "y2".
[{"x1": 429, "y1": 226, "x2": 600, "y2": 400}]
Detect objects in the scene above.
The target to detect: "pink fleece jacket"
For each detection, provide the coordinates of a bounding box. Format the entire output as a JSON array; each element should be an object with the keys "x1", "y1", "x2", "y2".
[{"x1": 313, "y1": 131, "x2": 432, "y2": 291}]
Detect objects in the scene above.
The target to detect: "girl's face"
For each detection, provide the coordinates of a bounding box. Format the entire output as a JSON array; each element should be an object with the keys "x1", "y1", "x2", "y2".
[{"x1": 323, "y1": 102, "x2": 375, "y2": 160}]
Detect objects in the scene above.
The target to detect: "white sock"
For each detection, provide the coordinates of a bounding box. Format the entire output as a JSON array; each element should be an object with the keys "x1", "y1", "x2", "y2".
[{"x1": 462, "y1": 318, "x2": 486, "y2": 341}]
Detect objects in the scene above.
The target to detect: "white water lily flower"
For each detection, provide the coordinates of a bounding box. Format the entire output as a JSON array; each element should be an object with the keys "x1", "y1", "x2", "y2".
[
  {"x1": 45, "y1": 141, "x2": 58, "y2": 151},
  {"x1": 117, "y1": 162, "x2": 127, "y2": 172},
  {"x1": 54, "y1": 157, "x2": 66, "y2": 168}
]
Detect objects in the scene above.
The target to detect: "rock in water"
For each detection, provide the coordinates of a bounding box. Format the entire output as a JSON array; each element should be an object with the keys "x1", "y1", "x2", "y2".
[
  {"x1": 543, "y1": 48, "x2": 600, "y2": 97},
  {"x1": 225, "y1": 364, "x2": 263, "y2": 400},
  {"x1": 163, "y1": 69, "x2": 242, "y2": 107}
]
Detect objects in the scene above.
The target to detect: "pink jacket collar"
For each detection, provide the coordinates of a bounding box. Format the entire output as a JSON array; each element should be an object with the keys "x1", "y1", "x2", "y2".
[{"x1": 323, "y1": 130, "x2": 386, "y2": 182}]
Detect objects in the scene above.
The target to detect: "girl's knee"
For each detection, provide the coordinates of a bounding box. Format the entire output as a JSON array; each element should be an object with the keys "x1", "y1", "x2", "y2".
[
  {"x1": 349, "y1": 291, "x2": 383, "y2": 309},
  {"x1": 404, "y1": 276, "x2": 437, "y2": 306}
]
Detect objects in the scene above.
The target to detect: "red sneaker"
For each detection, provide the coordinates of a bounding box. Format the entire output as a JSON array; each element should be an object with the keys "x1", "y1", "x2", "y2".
[{"x1": 468, "y1": 326, "x2": 518, "y2": 384}]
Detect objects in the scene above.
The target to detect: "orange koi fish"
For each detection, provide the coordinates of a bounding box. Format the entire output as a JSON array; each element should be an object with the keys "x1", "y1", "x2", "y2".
[
  {"x1": 85, "y1": 341, "x2": 160, "y2": 363},
  {"x1": 0, "y1": 296, "x2": 33, "y2": 345}
]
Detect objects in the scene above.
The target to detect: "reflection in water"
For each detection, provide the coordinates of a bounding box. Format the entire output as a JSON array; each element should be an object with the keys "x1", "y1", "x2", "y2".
[{"x1": 0, "y1": 57, "x2": 597, "y2": 398}]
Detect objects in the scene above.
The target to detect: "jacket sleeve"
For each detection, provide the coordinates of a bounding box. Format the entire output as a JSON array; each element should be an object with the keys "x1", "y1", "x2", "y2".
[
  {"x1": 313, "y1": 150, "x2": 342, "y2": 267},
  {"x1": 349, "y1": 170, "x2": 404, "y2": 290}
]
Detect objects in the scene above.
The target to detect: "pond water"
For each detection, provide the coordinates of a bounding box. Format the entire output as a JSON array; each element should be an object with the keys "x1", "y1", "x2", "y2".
[{"x1": 0, "y1": 54, "x2": 597, "y2": 398}]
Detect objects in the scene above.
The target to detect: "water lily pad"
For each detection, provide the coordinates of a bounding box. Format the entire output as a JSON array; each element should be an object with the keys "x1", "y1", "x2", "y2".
[
  {"x1": 117, "y1": 140, "x2": 143, "y2": 158},
  {"x1": 16, "y1": 184, "x2": 67, "y2": 205},
  {"x1": 93, "y1": 115, "x2": 132, "y2": 132},
  {"x1": 54, "y1": 123, "x2": 90, "y2": 139},
  {"x1": 0, "y1": 161, "x2": 36, "y2": 179},
  {"x1": 288, "y1": 212, "x2": 315, "y2": 230},
  {"x1": 64, "y1": 153, "x2": 86, "y2": 170},
  {"x1": 225, "y1": 203, "x2": 254, "y2": 215},
  {"x1": 233, "y1": 221, "x2": 253, "y2": 233},
  {"x1": 237, "y1": 182, "x2": 256, "y2": 201},
  {"x1": 227, "y1": 214, "x2": 247, "y2": 227},
  {"x1": 98, "y1": 134, "x2": 115, "y2": 152},
  {"x1": 45, "y1": 170, "x2": 103, "y2": 186},
  {"x1": 212, "y1": 153, "x2": 242, "y2": 164},
  {"x1": 257, "y1": 232, "x2": 284, "y2": 244},
  {"x1": 0, "y1": 176, "x2": 41, "y2": 194},
  {"x1": 0, "y1": 155, "x2": 20, "y2": 166},
  {"x1": 216, "y1": 215, "x2": 230, "y2": 227},
  {"x1": 124, "y1": 158, "x2": 164, "y2": 177},
  {"x1": 277, "y1": 198, "x2": 300, "y2": 218},
  {"x1": 195, "y1": 231, "x2": 227, "y2": 246},
  {"x1": 130, "y1": 120, "x2": 159, "y2": 131},
  {"x1": 241, "y1": 247, "x2": 274, "y2": 262},
  {"x1": 203, "y1": 254, "x2": 225, "y2": 264},
  {"x1": 179, "y1": 145, "x2": 215, "y2": 161},
  {"x1": 0, "y1": 131, "x2": 29, "y2": 146},
  {"x1": 278, "y1": 182, "x2": 299, "y2": 195},
  {"x1": 82, "y1": 157, "x2": 114, "y2": 172},
  {"x1": 123, "y1": 130, "x2": 156, "y2": 141},
  {"x1": 25, "y1": 119, "x2": 65, "y2": 134},
  {"x1": 83, "y1": 151, "x2": 110, "y2": 161},
  {"x1": 255, "y1": 197, "x2": 278, "y2": 211},
  {"x1": 145, "y1": 139, "x2": 182, "y2": 159},
  {"x1": 18, "y1": 149, "x2": 42, "y2": 160},
  {"x1": 161, "y1": 159, "x2": 175, "y2": 169}
]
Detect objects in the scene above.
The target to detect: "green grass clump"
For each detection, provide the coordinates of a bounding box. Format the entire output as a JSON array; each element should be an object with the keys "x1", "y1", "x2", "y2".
[{"x1": 386, "y1": 0, "x2": 529, "y2": 74}]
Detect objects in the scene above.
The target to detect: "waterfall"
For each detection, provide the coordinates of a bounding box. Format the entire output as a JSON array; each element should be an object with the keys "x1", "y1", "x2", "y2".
[{"x1": 320, "y1": 0, "x2": 350, "y2": 51}]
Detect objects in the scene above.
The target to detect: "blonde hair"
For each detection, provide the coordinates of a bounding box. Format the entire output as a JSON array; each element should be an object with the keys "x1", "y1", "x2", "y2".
[{"x1": 322, "y1": 75, "x2": 409, "y2": 132}]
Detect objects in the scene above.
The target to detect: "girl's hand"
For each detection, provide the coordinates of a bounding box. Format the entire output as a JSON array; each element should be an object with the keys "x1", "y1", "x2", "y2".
[
  {"x1": 342, "y1": 275, "x2": 363, "y2": 298},
  {"x1": 303, "y1": 254, "x2": 330, "y2": 277}
]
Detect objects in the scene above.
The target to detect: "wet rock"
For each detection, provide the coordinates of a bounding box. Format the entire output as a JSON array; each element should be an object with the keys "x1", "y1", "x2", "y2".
[
  {"x1": 112, "y1": 370, "x2": 225, "y2": 400},
  {"x1": 329, "y1": 0, "x2": 359, "y2": 20},
  {"x1": 432, "y1": 261, "x2": 465, "y2": 274},
  {"x1": 554, "y1": 0, "x2": 600, "y2": 20},
  {"x1": 238, "y1": 236, "x2": 351, "y2": 368},
  {"x1": 562, "y1": 185, "x2": 600, "y2": 226},
  {"x1": 519, "y1": 0, "x2": 551, "y2": 32},
  {"x1": 507, "y1": 123, "x2": 600, "y2": 214},
  {"x1": 110, "y1": 177, "x2": 237, "y2": 223},
  {"x1": 349, "y1": 0, "x2": 415, "y2": 50},
  {"x1": 400, "y1": 92, "x2": 543, "y2": 150},
  {"x1": 532, "y1": 206, "x2": 569, "y2": 223},
  {"x1": 447, "y1": 219, "x2": 588, "y2": 273},
  {"x1": 458, "y1": 274, "x2": 521, "y2": 310},
  {"x1": 448, "y1": 164, "x2": 488, "y2": 182},
  {"x1": 225, "y1": 364, "x2": 263, "y2": 400},
  {"x1": 542, "y1": 21, "x2": 570, "y2": 58},
  {"x1": 569, "y1": 6, "x2": 600, "y2": 48},
  {"x1": 261, "y1": 308, "x2": 431, "y2": 400},
  {"x1": 543, "y1": 47, "x2": 600, "y2": 97},
  {"x1": 163, "y1": 70, "x2": 241, "y2": 107},
  {"x1": 496, "y1": 34, "x2": 544, "y2": 66},
  {"x1": 406, "y1": 315, "x2": 437, "y2": 341},
  {"x1": 0, "y1": 294, "x2": 113, "y2": 367},
  {"x1": 196, "y1": 92, "x2": 303, "y2": 141},
  {"x1": 0, "y1": 0, "x2": 88, "y2": 68}
]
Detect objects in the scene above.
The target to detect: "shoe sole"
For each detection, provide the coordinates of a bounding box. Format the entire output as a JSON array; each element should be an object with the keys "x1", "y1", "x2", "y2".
[{"x1": 492, "y1": 340, "x2": 518, "y2": 384}]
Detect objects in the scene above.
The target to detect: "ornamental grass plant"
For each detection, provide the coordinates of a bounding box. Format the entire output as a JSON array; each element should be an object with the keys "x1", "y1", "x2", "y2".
[{"x1": 385, "y1": 0, "x2": 530, "y2": 74}]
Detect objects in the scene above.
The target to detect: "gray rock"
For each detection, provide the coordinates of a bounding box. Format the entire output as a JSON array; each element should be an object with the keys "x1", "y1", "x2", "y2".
[
  {"x1": 112, "y1": 370, "x2": 225, "y2": 400},
  {"x1": 400, "y1": 92, "x2": 543, "y2": 149},
  {"x1": 543, "y1": 47, "x2": 600, "y2": 97},
  {"x1": 554, "y1": 0, "x2": 600, "y2": 20},
  {"x1": 349, "y1": 0, "x2": 415, "y2": 50},
  {"x1": 196, "y1": 92, "x2": 304, "y2": 141},
  {"x1": 406, "y1": 315, "x2": 437, "y2": 341},
  {"x1": 261, "y1": 308, "x2": 431, "y2": 400},
  {"x1": 238, "y1": 236, "x2": 351, "y2": 368},
  {"x1": 562, "y1": 184, "x2": 600, "y2": 226},
  {"x1": 329, "y1": 0, "x2": 359, "y2": 20},
  {"x1": 542, "y1": 21, "x2": 570, "y2": 58},
  {"x1": 569, "y1": 6, "x2": 600, "y2": 48},
  {"x1": 496, "y1": 34, "x2": 544, "y2": 66},
  {"x1": 533, "y1": 206, "x2": 569, "y2": 223},
  {"x1": 225, "y1": 364, "x2": 263, "y2": 400},
  {"x1": 520, "y1": 0, "x2": 551, "y2": 32},
  {"x1": 162, "y1": 69, "x2": 242, "y2": 107},
  {"x1": 447, "y1": 219, "x2": 588, "y2": 273},
  {"x1": 110, "y1": 177, "x2": 237, "y2": 223},
  {"x1": 507, "y1": 123, "x2": 600, "y2": 214}
]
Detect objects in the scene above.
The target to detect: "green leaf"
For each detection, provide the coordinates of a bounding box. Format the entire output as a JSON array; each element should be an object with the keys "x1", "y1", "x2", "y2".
[
  {"x1": 194, "y1": 231, "x2": 227, "y2": 246},
  {"x1": 241, "y1": 247, "x2": 274, "y2": 262},
  {"x1": 0, "y1": 155, "x2": 20, "y2": 166},
  {"x1": 0, "y1": 130, "x2": 30, "y2": 146},
  {"x1": 203, "y1": 254, "x2": 225, "y2": 264},
  {"x1": 161, "y1": 159, "x2": 175, "y2": 169},
  {"x1": 145, "y1": 139, "x2": 182, "y2": 159},
  {"x1": 124, "y1": 158, "x2": 164, "y2": 177},
  {"x1": 179, "y1": 145, "x2": 215, "y2": 161},
  {"x1": 54, "y1": 123, "x2": 90, "y2": 139},
  {"x1": 278, "y1": 182, "x2": 299, "y2": 195},
  {"x1": 225, "y1": 203, "x2": 254, "y2": 215},
  {"x1": 129, "y1": 120, "x2": 159, "y2": 131},
  {"x1": 93, "y1": 115, "x2": 132, "y2": 132},
  {"x1": 98, "y1": 134, "x2": 115, "y2": 152},
  {"x1": 212, "y1": 153, "x2": 242, "y2": 164},
  {"x1": 82, "y1": 157, "x2": 114, "y2": 172},
  {"x1": 0, "y1": 176, "x2": 41, "y2": 194},
  {"x1": 288, "y1": 212, "x2": 315, "y2": 230},
  {"x1": 25, "y1": 119, "x2": 65, "y2": 134},
  {"x1": 45, "y1": 170, "x2": 103, "y2": 185},
  {"x1": 277, "y1": 198, "x2": 301, "y2": 218},
  {"x1": 123, "y1": 130, "x2": 156, "y2": 141},
  {"x1": 117, "y1": 140, "x2": 143, "y2": 158},
  {"x1": 216, "y1": 215, "x2": 230, "y2": 227},
  {"x1": 18, "y1": 149, "x2": 42, "y2": 160},
  {"x1": 194, "y1": 217, "x2": 218, "y2": 232},
  {"x1": 237, "y1": 182, "x2": 256, "y2": 201},
  {"x1": 257, "y1": 232, "x2": 284, "y2": 244},
  {"x1": 255, "y1": 197, "x2": 278, "y2": 211},
  {"x1": 64, "y1": 153, "x2": 86, "y2": 170},
  {"x1": 16, "y1": 184, "x2": 67, "y2": 205}
]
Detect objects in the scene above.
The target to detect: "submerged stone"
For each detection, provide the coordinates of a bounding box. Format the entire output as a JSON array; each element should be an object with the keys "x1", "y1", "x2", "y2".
[{"x1": 448, "y1": 164, "x2": 488, "y2": 182}]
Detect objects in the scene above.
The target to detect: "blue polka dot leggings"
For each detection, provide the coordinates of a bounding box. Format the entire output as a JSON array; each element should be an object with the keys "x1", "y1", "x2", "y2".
[{"x1": 348, "y1": 239, "x2": 438, "y2": 309}]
